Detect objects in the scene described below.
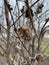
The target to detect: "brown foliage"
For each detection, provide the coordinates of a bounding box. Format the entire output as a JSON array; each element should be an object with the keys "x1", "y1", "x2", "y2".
[
  {"x1": 18, "y1": 26, "x2": 32, "y2": 41},
  {"x1": 0, "y1": 51, "x2": 4, "y2": 56},
  {"x1": 35, "y1": 54, "x2": 44, "y2": 63}
]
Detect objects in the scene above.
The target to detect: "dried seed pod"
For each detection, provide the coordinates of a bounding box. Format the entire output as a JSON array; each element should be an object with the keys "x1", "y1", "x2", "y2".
[
  {"x1": 18, "y1": 26, "x2": 32, "y2": 41},
  {"x1": 25, "y1": 8, "x2": 33, "y2": 18},
  {"x1": 0, "y1": 51, "x2": 4, "y2": 56},
  {"x1": 35, "y1": 54, "x2": 44, "y2": 62},
  {"x1": 7, "y1": 4, "x2": 13, "y2": 11},
  {"x1": 21, "y1": 6, "x2": 33, "y2": 18},
  {"x1": 36, "y1": 3, "x2": 44, "y2": 14},
  {"x1": 21, "y1": 6, "x2": 24, "y2": 13}
]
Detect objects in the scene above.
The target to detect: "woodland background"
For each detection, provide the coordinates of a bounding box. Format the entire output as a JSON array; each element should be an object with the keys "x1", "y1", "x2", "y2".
[{"x1": 0, "y1": 0, "x2": 49, "y2": 65}]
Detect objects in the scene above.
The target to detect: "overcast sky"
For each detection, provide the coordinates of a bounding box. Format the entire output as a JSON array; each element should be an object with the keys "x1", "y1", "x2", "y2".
[{"x1": 0, "y1": 0, "x2": 49, "y2": 26}]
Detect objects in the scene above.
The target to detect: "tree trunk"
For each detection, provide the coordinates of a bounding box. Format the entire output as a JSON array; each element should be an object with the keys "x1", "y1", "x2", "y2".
[{"x1": 4, "y1": 0, "x2": 10, "y2": 65}]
